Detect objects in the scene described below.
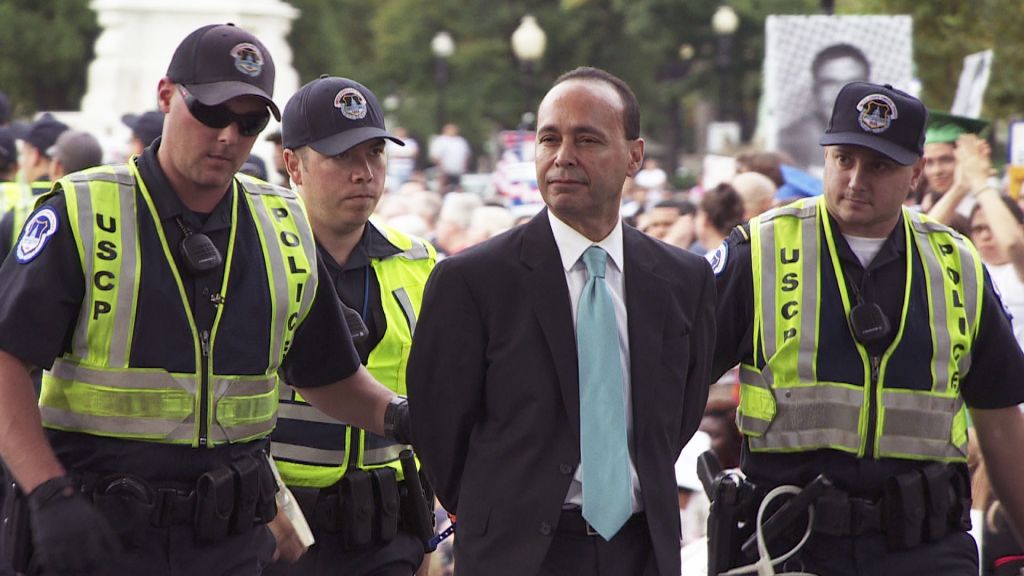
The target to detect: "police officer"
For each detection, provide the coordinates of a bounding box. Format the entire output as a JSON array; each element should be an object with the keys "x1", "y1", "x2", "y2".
[
  {"x1": 265, "y1": 76, "x2": 435, "y2": 576},
  {"x1": 710, "y1": 82, "x2": 1024, "y2": 575},
  {"x1": 0, "y1": 24, "x2": 409, "y2": 576}
]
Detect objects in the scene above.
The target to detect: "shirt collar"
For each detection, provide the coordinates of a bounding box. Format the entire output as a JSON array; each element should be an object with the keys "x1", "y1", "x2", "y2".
[
  {"x1": 547, "y1": 210, "x2": 625, "y2": 274},
  {"x1": 318, "y1": 220, "x2": 403, "y2": 272}
]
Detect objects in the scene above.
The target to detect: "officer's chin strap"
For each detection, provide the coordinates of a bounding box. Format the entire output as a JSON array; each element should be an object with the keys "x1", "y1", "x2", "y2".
[{"x1": 719, "y1": 485, "x2": 820, "y2": 576}]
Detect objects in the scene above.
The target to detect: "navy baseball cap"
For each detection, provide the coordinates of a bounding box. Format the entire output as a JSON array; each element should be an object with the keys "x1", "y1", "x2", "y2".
[
  {"x1": 281, "y1": 75, "x2": 403, "y2": 155},
  {"x1": 122, "y1": 110, "x2": 165, "y2": 146},
  {"x1": 819, "y1": 81, "x2": 927, "y2": 166},
  {"x1": 0, "y1": 127, "x2": 15, "y2": 163},
  {"x1": 166, "y1": 23, "x2": 280, "y2": 120},
  {"x1": 13, "y1": 114, "x2": 70, "y2": 155}
]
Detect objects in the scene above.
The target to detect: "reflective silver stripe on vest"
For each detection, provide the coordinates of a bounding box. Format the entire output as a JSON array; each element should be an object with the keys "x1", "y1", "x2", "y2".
[
  {"x1": 288, "y1": 197, "x2": 320, "y2": 320},
  {"x1": 757, "y1": 203, "x2": 819, "y2": 384},
  {"x1": 247, "y1": 198, "x2": 291, "y2": 365},
  {"x1": 363, "y1": 433, "x2": 407, "y2": 466},
  {"x1": 747, "y1": 383, "x2": 863, "y2": 452},
  {"x1": 271, "y1": 443, "x2": 347, "y2": 466},
  {"x1": 69, "y1": 170, "x2": 139, "y2": 365},
  {"x1": 49, "y1": 359, "x2": 196, "y2": 395},
  {"x1": 41, "y1": 406, "x2": 195, "y2": 440},
  {"x1": 908, "y1": 214, "x2": 978, "y2": 392},
  {"x1": 397, "y1": 238, "x2": 430, "y2": 260},
  {"x1": 737, "y1": 365, "x2": 772, "y2": 435},
  {"x1": 878, "y1": 389, "x2": 966, "y2": 458},
  {"x1": 393, "y1": 287, "x2": 418, "y2": 335},
  {"x1": 278, "y1": 401, "x2": 340, "y2": 425}
]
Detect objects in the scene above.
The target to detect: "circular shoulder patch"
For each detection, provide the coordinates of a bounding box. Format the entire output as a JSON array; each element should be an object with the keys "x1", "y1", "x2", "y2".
[
  {"x1": 16, "y1": 207, "x2": 60, "y2": 264},
  {"x1": 705, "y1": 240, "x2": 729, "y2": 276}
]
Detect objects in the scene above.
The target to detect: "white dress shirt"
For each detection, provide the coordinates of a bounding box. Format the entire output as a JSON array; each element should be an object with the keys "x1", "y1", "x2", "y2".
[{"x1": 547, "y1": 210, "x2": 642, "y2": 513}]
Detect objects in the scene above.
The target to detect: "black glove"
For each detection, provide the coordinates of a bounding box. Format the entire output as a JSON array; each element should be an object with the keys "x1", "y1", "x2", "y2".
[
  {"x1": 27, "y1": 476, "x2": 121, "y2": 575},
  {"x1": 384, "y1": 396, "x2": 413, "y2": 446}
]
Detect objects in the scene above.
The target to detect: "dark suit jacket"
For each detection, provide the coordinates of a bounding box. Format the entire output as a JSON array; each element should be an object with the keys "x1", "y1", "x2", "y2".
[{"x1": 407, "y1": 210, "x2": 715, "y2": 576}]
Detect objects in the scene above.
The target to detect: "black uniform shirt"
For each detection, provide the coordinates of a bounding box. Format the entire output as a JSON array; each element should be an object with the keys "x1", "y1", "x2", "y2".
[
  {"x1": 317, "y1": 222, "x2": 402, "y2": 363},
  {"x1": 0, "y1": 140, "x2": 360, "y2": 484},
  {"x1": 712, "y1": 211, "x2": 1024, "y2": 496}
]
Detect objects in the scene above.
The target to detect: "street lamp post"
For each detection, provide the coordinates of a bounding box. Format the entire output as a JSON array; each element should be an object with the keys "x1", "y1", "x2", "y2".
[
  {"x1": 431, "y1": 31, "x2": 455, "y2": 132},
  {"x1": 510, "y1": 15, "x2": 547, "y2": 128},
  {"x1": 711, "y1": 5, "x2": 739, "y2": 124}
]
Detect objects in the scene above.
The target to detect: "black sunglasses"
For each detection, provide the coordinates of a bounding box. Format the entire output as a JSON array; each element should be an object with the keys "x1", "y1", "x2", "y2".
[{"x1": 178, "y1": 85, "x2": 270, "y2": 137}]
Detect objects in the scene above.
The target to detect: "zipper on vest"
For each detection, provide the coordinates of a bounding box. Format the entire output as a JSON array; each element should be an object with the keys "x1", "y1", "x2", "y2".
[
  {"x1": 199, "y1": 329, "x2": 211, "y2": 447},
  {"x1": 864, "y1": 355, "x2": 881, "y2": 458}
]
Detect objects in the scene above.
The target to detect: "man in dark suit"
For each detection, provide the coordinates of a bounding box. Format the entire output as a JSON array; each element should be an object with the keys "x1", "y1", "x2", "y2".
[{"x1": 407, "y1": 67, "x2": 715, "y2": 576}]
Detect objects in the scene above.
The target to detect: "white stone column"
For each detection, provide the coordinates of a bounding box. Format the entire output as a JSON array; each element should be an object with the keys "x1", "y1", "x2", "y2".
[{"x1": 77, "y1": 0, "x2": 299, "y2": 160}]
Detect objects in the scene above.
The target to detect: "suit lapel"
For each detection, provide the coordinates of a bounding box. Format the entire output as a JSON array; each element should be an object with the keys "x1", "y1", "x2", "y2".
[
  {"x1": 623, "y1": 226, "x2": 666, "y2": 443},
  {"x1": 521, "y1": 210, "x2": 582, "y2": 439}
]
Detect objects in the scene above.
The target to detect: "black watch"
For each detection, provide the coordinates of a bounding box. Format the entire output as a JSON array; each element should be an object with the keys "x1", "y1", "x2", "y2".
[{"x1": 383, "y1": 395, "x2": 409, "y2": 443}]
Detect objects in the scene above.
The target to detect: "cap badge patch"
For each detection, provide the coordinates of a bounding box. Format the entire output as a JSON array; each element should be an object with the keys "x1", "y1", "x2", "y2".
[
  {"x1": 334, "y1": 88, "x2": 368, "y2": 120},
  {"x1": 856, "y1": 94, "x2": 898, "y2": 134},
  {"x1": 16, "y1": 206, "x2": 59, "y2": 264},
  {"x1": 231, "y1": 43, "x2": 264, "y2": 77}
]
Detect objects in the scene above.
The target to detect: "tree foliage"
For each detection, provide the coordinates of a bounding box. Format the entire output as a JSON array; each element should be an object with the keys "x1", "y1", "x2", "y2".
[{"x1": 0, "y1": 0, "x2": 99, "y2": 116}]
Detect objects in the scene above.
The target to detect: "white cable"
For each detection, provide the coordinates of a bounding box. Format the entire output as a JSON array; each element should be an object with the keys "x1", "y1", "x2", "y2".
[{"x1": 717, "y1": 484, "x2": 820, "y2": 576}]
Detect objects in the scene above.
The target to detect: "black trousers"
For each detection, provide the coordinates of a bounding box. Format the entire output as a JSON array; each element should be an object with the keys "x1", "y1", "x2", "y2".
[
  {"x1": 774, "y1": 530, "x2": 978, "y2": 576},
  {"x1": 538, "y1": 511, "x2": 657, "y2": 576},
  {"x1": 94, "y1": 523, "x2": 276, "y2": 576}
]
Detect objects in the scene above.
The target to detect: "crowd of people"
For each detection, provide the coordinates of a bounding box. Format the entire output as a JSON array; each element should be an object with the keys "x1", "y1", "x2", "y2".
[{"x1": 2, "y1": 20, "x2": 1024, "y2": 576}]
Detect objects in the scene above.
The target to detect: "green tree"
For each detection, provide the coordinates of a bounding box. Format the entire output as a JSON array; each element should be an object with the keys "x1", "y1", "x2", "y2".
[{"x1": 0, "y1": 0, "x2": 99, "y2": 117}]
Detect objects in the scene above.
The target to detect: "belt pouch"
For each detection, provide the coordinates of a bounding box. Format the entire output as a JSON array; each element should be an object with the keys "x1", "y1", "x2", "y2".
[
  {"x1": 371, "y1": 468, "x2": 400, "y2": 543},
  {"x1": 884, "y1": 471, "x2": 925, "y2": 550},
  {"x1": 315, "y1": 488, "x2": 343, "y2": 533},
  {"x1": 93, "y1": 474, "x2": 155, "y2": 546},
  {"x1": 195, "y1": 467, "x2": 235, "y2": 543},
  {"x1": 230, "y1": 454, "x2": 259, "y2": 534},
  {"x1": 339, "y1": 470, "x2": 374, "y2": 549},
  {"x1": 1, "y1": 480, "x2": 32, "y2": 572},
  {"x1": 255, "y1": 454, "x2": 278, "y2": 523},
  {"x1": 920, "y1": 465, "x2": 953, "y2": 542}
]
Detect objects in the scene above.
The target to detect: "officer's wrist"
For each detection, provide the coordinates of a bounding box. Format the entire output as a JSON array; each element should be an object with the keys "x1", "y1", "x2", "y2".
[{"x1": 383, "y1": 395, "x2": 410, "y2": 443}]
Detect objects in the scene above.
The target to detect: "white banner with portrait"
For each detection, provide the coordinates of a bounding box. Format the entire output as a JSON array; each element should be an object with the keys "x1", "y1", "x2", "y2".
[{"x1": 762, "y1": 15, "x2": 913, "y2": 175}]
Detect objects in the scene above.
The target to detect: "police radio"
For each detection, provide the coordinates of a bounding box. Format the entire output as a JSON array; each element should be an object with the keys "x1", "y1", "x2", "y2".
[
  {"x1": 849, "y1": 301, "x2": 891, "y2": 346},
  {"x1": 176, "y1": 217, "x2": 222, "y2": 275}
]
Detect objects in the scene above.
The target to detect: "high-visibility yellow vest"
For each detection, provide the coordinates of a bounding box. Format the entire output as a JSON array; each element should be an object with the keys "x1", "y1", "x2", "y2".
[
  {"x1": 272, "y1": 220, "x2": 435, "y2": 488},
  {"x1": 9, "y1": 181, "x2": 55, "y2": 244},
  {"x1": 0, "y1": 181, "x2": 27, "y2": 213},
  {"x1": 38, "y1": 163, "x2": 318, "y2": 447},
  {"x1": 738, "y1": 196, "x2": 983, "y2": 462}
]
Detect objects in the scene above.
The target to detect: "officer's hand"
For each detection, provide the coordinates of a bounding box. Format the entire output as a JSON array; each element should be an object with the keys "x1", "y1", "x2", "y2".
[
  {"x1": 267, "y1": 510, "x2": 307, "y2": 563},
  {"x1": 27, "y1": 476, "x2": 121, "y2": 575}
]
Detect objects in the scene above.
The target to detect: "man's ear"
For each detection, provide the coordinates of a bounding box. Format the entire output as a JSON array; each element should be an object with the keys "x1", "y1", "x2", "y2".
[
  {"x1": 283, "y1": 148, "x2": 303, "y2": 186},
  {"x1": 156, "y1": 77, "x2": 175, "y2": 114},
  {"x1": 626, "y1": 138, "x2": 645, "y2": 178}
]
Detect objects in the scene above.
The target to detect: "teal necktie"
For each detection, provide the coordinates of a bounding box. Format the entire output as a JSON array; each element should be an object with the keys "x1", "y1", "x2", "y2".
[{"x1": 577, "y1": 245, "x2": 632, "y2": 540}]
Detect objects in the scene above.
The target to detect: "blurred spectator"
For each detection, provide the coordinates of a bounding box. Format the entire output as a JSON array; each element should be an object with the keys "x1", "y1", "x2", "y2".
[
  {"x1": 735, "y1": 150, "x2": 793, "y2": 189},
  {"x1": 731, "y1": 171, "x2": 776, "y2": 221},
  {"x1": 699, "y1": 382, "x2": 742, "y2": 470},
  {"x1": 407, "y1": 189, "x2": 443, "y2": 235},
  {"x1": 465, "y1": 204, "x2": 514, "y2": 246},
  {"x1": 695, "y1": 182, "x2": 744, "y2": 253},
  {"x1": 429, "y1": 123, "x2": 471, "y2": 193},
  {"x1": 47, "y1": 129, "x2": 103, "y2": 179},
  {"x1": 433, "y1": 191, "x2": 482, "y2": 255},
  {"x1": 0, "y1": 91, "x2": 10, "y2": 126},
  {"x1": 265, "y1": 129, "x2": 290, "y2": 187},
  {"x1": 774, "y1": 164, "x2": 823, "y2": 206},
  {"x1": 13, "y1": 114, "x2": 68, "y2": 184},
  {"x1": 386, "y1": 126, "x2": 419, "y2": 192},
  {"x1": 921, "y1": 111, "x2": 989, "y2": 215},
  {"x1": 121, "y1": 110, "x2": 164, "y2": 156},
  {"x1": 0, "y1": 128, "x2": 17, "y2": 181},
  {"x1": 240, "y1": 153, "x2": 268, "y2": 181},
  {"x1": 638, "y1": 198, "x2": 694, "y2": 243}
]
